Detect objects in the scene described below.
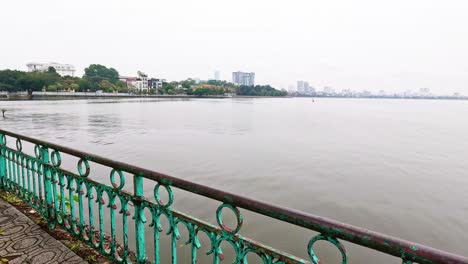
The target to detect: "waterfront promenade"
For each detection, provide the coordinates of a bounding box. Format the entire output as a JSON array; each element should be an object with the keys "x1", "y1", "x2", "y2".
[{"x1": 0, "y1": 198, "x2": 84, "y2": 264}]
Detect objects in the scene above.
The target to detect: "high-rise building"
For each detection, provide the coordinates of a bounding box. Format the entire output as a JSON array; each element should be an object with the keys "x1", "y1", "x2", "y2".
[
  {"x1": 232, "y1": 71, "x2": 255, "y2": 86},
  {"x1": 26, "y1": 62, "x2": 76, "y2": 76},
  {"x1": 297, "y1": 80, "x2": 314, "y2": 94},
  {"x1": 297, "y1": 81, "x2": 306, "y2": 93},
  {"x1": 214, "y1": 71, "x2": 220, "y2": 81}
]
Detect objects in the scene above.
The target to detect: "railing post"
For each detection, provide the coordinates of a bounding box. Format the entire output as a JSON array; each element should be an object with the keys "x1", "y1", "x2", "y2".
[
  {"x1": 41, "y1": 146, "x2": 55, "y2": 229},
  {"x1": 0, "y1": 147, "x2": 5, "y2": 190},
  {"x1": 0, "y1": 134, "x2": 5, "y2": 190},
  {"x1": 134, "y1": 174, "x2": 146, "y2": 263}
]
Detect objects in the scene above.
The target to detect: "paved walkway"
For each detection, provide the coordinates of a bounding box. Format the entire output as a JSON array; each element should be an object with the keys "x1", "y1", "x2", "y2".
[{"x1": 0, "y1": 198, "x2": 85, "y2": 264}]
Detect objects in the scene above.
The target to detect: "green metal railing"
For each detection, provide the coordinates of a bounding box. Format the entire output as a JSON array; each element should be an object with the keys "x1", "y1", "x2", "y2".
[{"x1": 0, "y1": 129, "x2": 466, "y2": 264}]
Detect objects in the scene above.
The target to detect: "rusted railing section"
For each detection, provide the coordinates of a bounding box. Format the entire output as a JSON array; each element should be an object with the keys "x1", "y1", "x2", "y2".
[{"x1": 0, "y1": 128, "x2": 466, "y2": 264}]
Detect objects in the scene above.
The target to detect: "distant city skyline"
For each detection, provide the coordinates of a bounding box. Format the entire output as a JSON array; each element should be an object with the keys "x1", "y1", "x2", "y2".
[
  {"x1": 8, "y1": 61, "x2": 466, "y2": 96},
  {"x1": 1, "y1": 0, "x2": 467, "y2": 95}
]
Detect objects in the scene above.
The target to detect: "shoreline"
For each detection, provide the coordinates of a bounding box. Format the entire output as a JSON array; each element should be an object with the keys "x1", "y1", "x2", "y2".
[
  {"x1": 0, "y1": 92, "x2": 293, "y2": 101},
  {"x1": 0, "y1": 91, "x2": 466, "y2": 101}
]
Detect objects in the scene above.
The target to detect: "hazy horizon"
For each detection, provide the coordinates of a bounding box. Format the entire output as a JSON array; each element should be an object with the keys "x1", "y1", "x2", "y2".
[{"x1": 1, "y1": 0, "x2": 467, "y2": 94}]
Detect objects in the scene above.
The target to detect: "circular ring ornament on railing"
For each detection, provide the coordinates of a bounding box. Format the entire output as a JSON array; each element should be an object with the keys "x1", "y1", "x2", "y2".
[
  {"x1": 34, "y1": 145, "x2": 42, "y2": 159},
  {"x1": 77, "y1": 158, "x2": 90, "y2": 177},
  {"x1": 154, "y1": 183, "x2": 174, "y2": 207},
  {"x1": 216, "y1": 203, "x2": 243, "y2": 235},
  {"x1": 110, "y1": 169, "x2": 125, "y2": 190},
  {"x1": 16, "y1": 138, "x2": 22, "y2": 151},
  {"x1": 51, "y1": 150, "x2": 61, "y2": 167},
  {"x1": 307, "y1": 234, "x2": 348, "y2": 264},
  {"x1": 0, "y1": 134, "x2": 6, "y2": 146}
]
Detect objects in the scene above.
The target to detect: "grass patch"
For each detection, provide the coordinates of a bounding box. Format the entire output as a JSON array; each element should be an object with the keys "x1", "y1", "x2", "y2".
[
  {"x1": 69, "y1": 241, "x2": 82, "y2": 252},
  {"x1": 85, "y1": 254, "x2": 98, "y2": 263},
  {"x1": 0, "y1": 192, "x2": 21, "y2": 205}
]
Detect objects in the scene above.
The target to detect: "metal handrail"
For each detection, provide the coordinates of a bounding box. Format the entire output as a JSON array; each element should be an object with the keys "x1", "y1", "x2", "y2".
[{"x1": 0, "y1": 128, "x2": 466, "y2": 264}]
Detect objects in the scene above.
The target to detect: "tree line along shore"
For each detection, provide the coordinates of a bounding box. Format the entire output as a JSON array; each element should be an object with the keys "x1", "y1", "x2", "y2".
[{"x1": 0, "y1": 64, "x2": 287, "y2": 97}]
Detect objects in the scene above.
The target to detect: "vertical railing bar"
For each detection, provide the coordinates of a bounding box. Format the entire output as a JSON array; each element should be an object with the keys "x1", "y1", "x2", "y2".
[
  {"x1": 38, "y1": 164, "x2": 45, "y2": 212},
  {"x1": 78, "y1": 181, "x2": 85, "y2": 240},
  {"x1": 213, "y1": 247, "x2": 220, "y2": 264},
  {"x1": 6, "y1": 152, "x2": 12, "y2": 190},
  {"x1": 10, "y1": 153, "x2": 15, "y2": 191},
  {"x1": 8, "y1": 153, "x2": 14, "y2": 191},
  {"x1": 41, "y1": 146, "x2": 55, "y2": 229},
  {"x1": 0, "y1": 146, "x2": 6, "y2": 190},
  {"x1": 18, "y1": 155, "x2": 23, "y2": 197},
  {"x1": 16, "y1": 154, "x2": 21, "y2": 196},
  {"x1": 52, "y1": 171, "x2": 59, "y2": 222},
  {"x1": 133, "y1": 174, "x2": 146, "y2": 263},
  {"x1": 87, "y1": 183, "x2": 95, "y2": 246},
  {"x1": 59, "y1": 171, "x2": 66, "y2": 225},
  {"x1": 109, "y1": 195, "x2": 117, "y2": 258},
  {"x1": 154, "y1": 212, "x2": 161, "y2": 264},
  {"x1": 1, "y1": 150, "x2": 6, "y2": 189},
  {"x1": 98, "y1": 190, "x2": 105, "y2": 251},
  {"x1": 26, "y1": 158, "x2": 32, "y2": 202},
  {"x1": 30, "y1": 162, "x2": 41, "y2": 214},
  {"x1": 122, "y1": 199, "x2": 130, "y2": 262},
  {"x1": 15, "y1": 154, "x2": 19, "y2": 195},
  {"x1": 15, "y1": 154, "x2": 19, "y2": 194},
  {"x1": 12, "y1": 153, "x2": 17, "y2": 193},
  {"x1": 16, "y1": 154, "x2": 22, "y2": 196},
  {"x1": 32, "y1": 161, "x2": 37, "y2": 206},
  {"x1": 69, "y1": 176, "x2": 78, "y2": 234},
  {"x1": 191, "y1": 226, "x2": 197, "y2": 264},
  {"x1": 21, "y1": 156, "x2": 26, "y2": 199},
  {"x1": 171, "y1": 228, "x2": 177, "y2": 264}
]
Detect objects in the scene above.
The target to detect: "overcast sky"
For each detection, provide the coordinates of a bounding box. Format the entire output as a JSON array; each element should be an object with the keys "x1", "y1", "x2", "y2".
[{"x1": 1, "y1": 0, "x2": 467, "y2": 94}]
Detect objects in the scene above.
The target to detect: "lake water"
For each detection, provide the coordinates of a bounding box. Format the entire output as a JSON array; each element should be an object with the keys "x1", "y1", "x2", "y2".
[{"x1": 1, "y1": 98, "x2": 467, "y2": 263}]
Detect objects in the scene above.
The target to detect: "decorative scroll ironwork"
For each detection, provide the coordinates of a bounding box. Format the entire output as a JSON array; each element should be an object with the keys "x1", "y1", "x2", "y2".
[{"x1": 0, "y1": 129, "x2": 467, "y2": 264}]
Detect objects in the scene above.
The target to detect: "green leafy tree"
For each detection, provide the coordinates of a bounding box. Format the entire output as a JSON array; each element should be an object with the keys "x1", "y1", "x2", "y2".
[
  {"x1": 47, "y1": 66, "x2": 57, "y2": 73},
  {"x1": 84, "y1": 64, "x2": 119, "y2": 83},
  {"x1": 81, "y1": 64, "x2": 120, "y2": 92},
  {"x1": 192, "y1": 87, "x2": 225, "y2": 96},
  {"x1": 181, "y1": 79, "x2": 196, "y2": 88},
  {"x1": 0, "y1": 70, "x2": 26, "y2": 92},
  {"x1": 162, "y1": 82, "x2": 177, "y2": 94},
  {"x1": 15, "y1": 73, "x2": 54, "y2": 91},
  {"x1": 236, "y1": 85, "x2": 287, "y2": 96},
  {"x1": 99, "y1": 80, "x2": 117, "y2": 92},
  {"x1": 0, "y1": 65, "x2": 125, "y2": 93},
  {"x1": 46, "y1": 84, "x2": 59, "y2": 92}
]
